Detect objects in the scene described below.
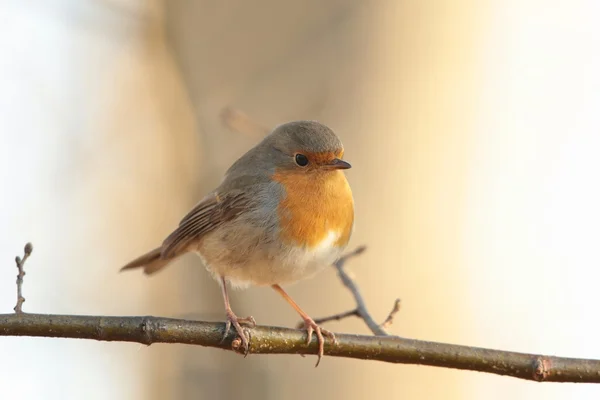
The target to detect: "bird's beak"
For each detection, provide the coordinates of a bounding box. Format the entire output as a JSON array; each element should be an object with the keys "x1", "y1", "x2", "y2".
[{"x1": 325, "y1": 158, "x2": 352, "y2": 170}]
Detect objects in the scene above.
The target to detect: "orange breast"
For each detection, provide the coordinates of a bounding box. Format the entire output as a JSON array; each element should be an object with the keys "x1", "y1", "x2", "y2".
[{"x1": 272, "y1": 169, "x2": 354, "y2": 249}]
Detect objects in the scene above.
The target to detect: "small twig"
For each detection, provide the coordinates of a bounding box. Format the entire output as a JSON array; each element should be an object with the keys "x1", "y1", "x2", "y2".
[
  {"x1": 14, "y1": 242, "x2": 33, "y2": 314},
  {"x1": 297, "y1": 309, "x2": 359, "y2": 329},
  {"x1": 380, "y1": 298, "x2": 401, "y2": 329},
  {"x1": 332, "y1": 246, "x2": 392, "y2": 336},
  {"x1": 297, "y1": 246, "x2": 399, "y2": 335},
  {"x1": 220, "y1": 107, "x2": 270, "y2": 138}
]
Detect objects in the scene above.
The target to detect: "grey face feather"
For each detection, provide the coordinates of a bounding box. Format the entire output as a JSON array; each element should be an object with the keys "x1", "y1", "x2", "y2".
[
  {"x1": 224, "y1": 120, "x2": 344, "y2": 180},
  {"x1": 267, "y1": 120, "x2": 343, "y2": 155}
]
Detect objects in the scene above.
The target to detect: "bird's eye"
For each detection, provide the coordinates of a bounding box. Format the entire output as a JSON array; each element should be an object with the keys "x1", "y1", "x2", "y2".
[{"x1": 295, "y1": 153, "x2": 309, "y2": 167}]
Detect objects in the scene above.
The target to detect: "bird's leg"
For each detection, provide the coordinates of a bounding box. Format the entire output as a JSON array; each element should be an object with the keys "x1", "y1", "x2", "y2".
[
  {"x1": 219, "y1": 277, "x2": 256, "y2": 355},
  {"x1": 272, "y1": 284, "x2": 337, "y2": 367}
]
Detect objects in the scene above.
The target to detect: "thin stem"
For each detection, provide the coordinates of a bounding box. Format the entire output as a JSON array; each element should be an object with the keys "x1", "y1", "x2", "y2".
[
  {"x1": 303, "y1": 309, "x2": 360, "y2": 328},
  {"x1": 332, "y1": 246, "x2": 390, "y2": 335},
  {"x1": 13, "y1": 243, "x2": 33, "y2": 314},
  {"x1": 380, "y1": 298, "x2": 401, "y2": 329}
]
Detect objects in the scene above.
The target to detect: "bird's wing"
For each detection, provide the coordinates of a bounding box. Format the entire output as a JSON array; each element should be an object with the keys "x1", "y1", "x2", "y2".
[{"x1": 160, "y1": 191, "x2": 249, "y2": 258}]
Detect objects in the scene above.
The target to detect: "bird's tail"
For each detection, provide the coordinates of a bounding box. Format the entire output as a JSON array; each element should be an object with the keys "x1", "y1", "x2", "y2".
[{"x1": 120, "y1": 247, "x2": 174, "y2": 275}]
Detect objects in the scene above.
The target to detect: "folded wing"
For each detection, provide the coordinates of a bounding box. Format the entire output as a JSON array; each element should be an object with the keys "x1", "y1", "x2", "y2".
[{"x1": 161, "y1": 191, "x2": 249, "y2": 258}]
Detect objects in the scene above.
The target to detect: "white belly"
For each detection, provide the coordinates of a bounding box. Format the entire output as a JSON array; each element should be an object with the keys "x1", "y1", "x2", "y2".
[
  {"x1": 200, "y1": 230, "x2": 346, "y2": 289},
  {"x1": 277, "y1": 230, "x2": 344, "y2": 279}
]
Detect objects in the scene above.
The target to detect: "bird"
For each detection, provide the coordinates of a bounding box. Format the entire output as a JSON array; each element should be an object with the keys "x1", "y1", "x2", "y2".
[{"x1": 120, "y1": 120, "x2": 354, "y2": 366}]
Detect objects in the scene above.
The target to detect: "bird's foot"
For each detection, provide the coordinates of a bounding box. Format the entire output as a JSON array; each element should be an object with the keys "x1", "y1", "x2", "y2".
[
  {"x1": 302, "y1": 317, "x2": 337, "y2": 367},
  {"x1": 221, "y1": 310, "x2": 256, "y2": 355}
]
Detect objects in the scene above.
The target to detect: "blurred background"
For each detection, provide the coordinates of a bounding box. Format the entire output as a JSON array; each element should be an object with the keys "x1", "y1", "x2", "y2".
[{"x1": 1, "y1": 0, "x2": 600, "y2": 399}]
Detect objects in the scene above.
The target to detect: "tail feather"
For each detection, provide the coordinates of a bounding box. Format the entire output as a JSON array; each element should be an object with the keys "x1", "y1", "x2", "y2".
[{"x1": 120, "y1": 247, "x2": 172, "y2": 275}]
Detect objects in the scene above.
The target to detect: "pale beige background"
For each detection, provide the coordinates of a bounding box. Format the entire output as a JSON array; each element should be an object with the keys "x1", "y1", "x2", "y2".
[{"x1": 1, "y1": 1, "x2": 600, "y2": 399}]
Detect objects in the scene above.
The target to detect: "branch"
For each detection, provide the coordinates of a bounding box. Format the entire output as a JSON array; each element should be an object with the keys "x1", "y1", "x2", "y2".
[
  {"x1": 4, "y1": 243, "x2": 600, "y2": 383},
  {"x1": 380, "y1": 298, "x2": 401, "y2": 329},
  {"x1": 13, "y1": 243, "x2": 33, "y2": 313},
  {"x1": 1, "y1": 313, "x2": 600, "y2": 383},
  {"x1": 309, "y1": 309, "x2": 359, "y2": 326},
  {"x1": 303, "y1": 246, "x2": 401, "y2": 335}
]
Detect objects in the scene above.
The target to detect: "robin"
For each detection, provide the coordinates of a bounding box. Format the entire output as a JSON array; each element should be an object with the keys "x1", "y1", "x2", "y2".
[{"x1": 120, "y1": 120, "x2": 354, "y2": 365}]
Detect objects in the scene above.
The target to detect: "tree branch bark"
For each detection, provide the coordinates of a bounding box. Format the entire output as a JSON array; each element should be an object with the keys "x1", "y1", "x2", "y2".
[
  {"x1": 1, "y1": 312, "x2": 599, "y2": 383},
  {"x1": 4, "y1": 241, "x2": 600, "y2": 384}
]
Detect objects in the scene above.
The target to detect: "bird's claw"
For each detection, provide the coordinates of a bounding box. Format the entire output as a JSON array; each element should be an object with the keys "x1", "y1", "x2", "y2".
[
  {"x1": 221, "y1": 311, "x2": 256, "y2": 356},
  {"x1": 302, "y1": 317, "x2": 337, "y2": 367}
]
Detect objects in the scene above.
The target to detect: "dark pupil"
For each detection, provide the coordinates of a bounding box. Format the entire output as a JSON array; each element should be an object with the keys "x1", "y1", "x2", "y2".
[{"x1": 295, "y1": 154, "x2": 309, "y2": 166}]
